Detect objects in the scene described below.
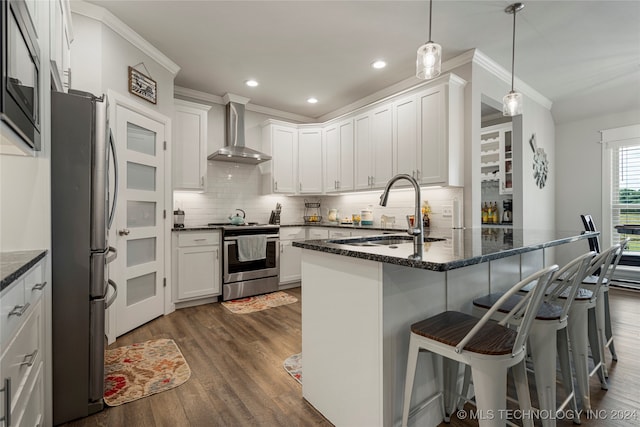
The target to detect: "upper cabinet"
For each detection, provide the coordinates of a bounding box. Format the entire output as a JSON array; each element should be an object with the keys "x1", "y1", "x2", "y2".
[
  {"x1": 262, "y1": 73, "x2": 466, "y2": 195},
  {"x1": 415, "y1": 77, "x2": 465, "y2": 186},
  {"x1": 480, "y1": 122, "x2": 513, "y2": 195},
  {"x1": 324, "y1": 119, "x2": 354, "y2": 193},
  {"x1": 298, "y1": 127, "x2": 323, "y2": 194},
  {"x1": 50, "y1": 0, "x2": 72, "y2": 92},
  {"x1": 354, "y1": 104, "x2": 393, "y2": 190},
  {"x1": 262, "y1": 121, "x2": 298, "y2": 194},
  {"x1": 173, "y1": 99, "x2": 211, "y2": 191}
]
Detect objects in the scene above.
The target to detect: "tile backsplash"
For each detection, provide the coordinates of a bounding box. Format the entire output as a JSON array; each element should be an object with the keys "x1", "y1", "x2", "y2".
[{"x1": 174, "y1": 161, "x2": 464, "y2": 228}]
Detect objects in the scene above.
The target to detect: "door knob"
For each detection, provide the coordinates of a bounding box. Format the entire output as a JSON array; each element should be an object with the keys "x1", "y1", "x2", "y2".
[{"x1": 118, "y1": 229, "x2": 130, "y2": 236}]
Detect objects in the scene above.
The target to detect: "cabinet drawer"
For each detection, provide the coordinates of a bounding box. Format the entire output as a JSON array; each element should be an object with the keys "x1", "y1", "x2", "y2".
[
  {"x1": 328, "y1": 230, "x2": 352, "y2": 238},
  {"x1": 23, "y1": 263, "x2": 45, "y2": 310},
  {"x1": 13, "y1": 361, "x2": 43, "y2": 427},
  {"x1": 1, "y1": 279, "x2": 26, "y2": 348},
  {"x1": 0, "y1": 299, "x2": 42, "y2": 421},
  {"x1": 281, "y1": 227, "x2": 305, "y2": 240},
  {"x1": 177, "y1": 231, "x2": 220, "y2": 247},
  {"x1": 306, "y1": 228, "x2": 329, "y2": 240}
]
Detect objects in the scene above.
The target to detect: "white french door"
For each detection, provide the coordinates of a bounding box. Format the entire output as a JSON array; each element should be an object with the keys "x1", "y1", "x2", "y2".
[{"x1": 110, "y1": 99, "x2": 168, "y2": 338}]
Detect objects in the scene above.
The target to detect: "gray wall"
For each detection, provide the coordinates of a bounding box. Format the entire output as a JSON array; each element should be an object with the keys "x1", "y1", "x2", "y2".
[{"x1": 554, "y1": 109, "x2": 640, "y2": 266}]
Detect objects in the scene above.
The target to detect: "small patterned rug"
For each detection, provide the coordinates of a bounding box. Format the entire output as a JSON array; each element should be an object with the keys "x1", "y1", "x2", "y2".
[
  {"x1": 221, "y1": 291, "x2": 298, "y2": 314},
  {"x1": 283, "y1": 353, "x2": 302, "y2": 384},
  {"x1": 104, "y1": 338, "x2": 191, "y2": 406}
]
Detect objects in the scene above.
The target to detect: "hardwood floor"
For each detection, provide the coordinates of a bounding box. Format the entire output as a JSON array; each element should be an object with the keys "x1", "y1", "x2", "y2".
[{"x1": 62, "y1": 287, "x2": 640, "y2": 427}]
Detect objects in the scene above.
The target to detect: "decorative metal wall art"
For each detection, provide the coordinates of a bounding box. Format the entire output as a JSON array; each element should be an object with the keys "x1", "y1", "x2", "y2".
[{"x1": 529, "y1": 133, "x2": 548, "y2": 188}]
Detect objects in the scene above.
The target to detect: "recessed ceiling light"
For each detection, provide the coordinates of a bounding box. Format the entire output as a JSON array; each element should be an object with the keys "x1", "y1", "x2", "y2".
[
  {"x1": 307, "y1": 97, "x2": 318, "y2": 104},
  {"x1": 372, "y1": 60, "x2": 387, "y2": 69},
  {"x1": 245, "y1": 79, "x2": 259, "y2": 87}
]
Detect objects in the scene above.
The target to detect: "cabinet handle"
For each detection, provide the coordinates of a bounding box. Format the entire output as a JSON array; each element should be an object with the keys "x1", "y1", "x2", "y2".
[
  {"x1": 216, "y1": 249, "x2": 219, "y2": 260},
  {"x1": 337, "y1": 180, "x2": 340, "y2": 189},
  {"x1": 299, "y1": 182, "x2": 302, "y2": 191},
  {"x1": 274, "y1": 180, "x2": 278, "y2": 191},
  {"x1": 20, "y1": 349, "x2": 38, "y2": 367},
  {"x1": 416, "y1": 170, "x2": 420, "y2": 180},
  {"x1": 334, "y1": 180, "x2": 338, "y2": 189},
  {"x1": 201, "y1": 176, "x2": 205, "y2": 186},
  {"x1": 32, "y1": 281, "x2": 47, "y2": 291},
  {"x1": 1, "y1": 378, "x2": 10, "y2": 427},
  {"x1": 194, "y1": 238, "x2": 206, "y2": 241},
  {"x1": 9, "y1": 303, "x2": 29, "y2": 317}
]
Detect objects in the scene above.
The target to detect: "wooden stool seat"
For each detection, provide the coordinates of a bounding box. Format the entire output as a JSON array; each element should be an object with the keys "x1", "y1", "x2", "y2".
[
  {"x1": 473, "y1": 294, "x2": 564, "y2": 321},
  {"x1": 411, "y1": 311, "x2": 517, "y2": 356}
]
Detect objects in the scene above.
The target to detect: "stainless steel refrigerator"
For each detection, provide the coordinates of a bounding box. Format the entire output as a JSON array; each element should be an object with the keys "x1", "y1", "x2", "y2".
[{"x1": 51, "y1": 89, "x2": 118, "y2": 425}]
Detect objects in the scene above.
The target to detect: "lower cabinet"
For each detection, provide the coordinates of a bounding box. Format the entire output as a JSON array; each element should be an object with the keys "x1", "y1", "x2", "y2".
[
  {"x1": 0, "y1": 257, "x2": 47, "y2": 427},
  {"x1": 280, "y1": 227, "x2": 306, "y2": 286},
  {"x1": 172, "y1": 231, "x2": 221, "y2": 302}
]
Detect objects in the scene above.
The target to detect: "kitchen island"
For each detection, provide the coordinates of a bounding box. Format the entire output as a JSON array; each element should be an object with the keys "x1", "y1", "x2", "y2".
[{"x1": 293, "y1": 228, "x2": 596, "y2": 427}]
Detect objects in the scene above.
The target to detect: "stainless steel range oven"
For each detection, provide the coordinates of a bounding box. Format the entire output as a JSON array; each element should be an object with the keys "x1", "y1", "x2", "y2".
[{"x1": 220, "y1": 225, "x2": 280, "y2": 301}]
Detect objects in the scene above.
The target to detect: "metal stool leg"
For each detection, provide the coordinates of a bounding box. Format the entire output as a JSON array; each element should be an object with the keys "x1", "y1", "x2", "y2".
[
  {"x1": 603, "y1": 291, "x2": 618, "y2": 361},
  {"x1": 557, "y1": 328, "x2": 581, "y2": 424}
]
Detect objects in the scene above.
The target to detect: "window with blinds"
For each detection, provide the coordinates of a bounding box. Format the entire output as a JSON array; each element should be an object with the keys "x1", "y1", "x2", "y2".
[{"x1": 611, "y1": 142, "x2": 640, "y2": 255}]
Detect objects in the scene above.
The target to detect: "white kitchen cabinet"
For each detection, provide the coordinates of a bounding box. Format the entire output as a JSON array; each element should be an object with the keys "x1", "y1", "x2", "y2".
[
  {"x1": 50, "y1": 0, "x2": 72, "y2": 92},
  {"x1": 298, "y1": 127, "x2": 323, "y2": 194},
  {"x1": 355, "y1": 105, "x2": 393, "y2": 190},
  {"x1": 306, "y1": 227, "x2": 330, "y2": 240},
  {"x1": 172, "y1": 231, "x2": 221, "y2": 301},
  {"x1": 262, "y1": 121, "x2": 298, "y2": 194},
  {"x1": 480, "y1": 122, "x2": 513, "y2": 194},
  {"x1": 1, "y1": 257, "x2": 47, "y2": 427},
  {"x1": 279, "y1": 227, "x2": 306, "y2": 285},
  {"x1": 328, "y1": 229, "x2": 351, "y2": 239},
  {"x1": 393, "y1": 94, "x2": 419, "y2": 179},
  {"x1": 324, "y1": 119, "x2": 354, "y2": 193},
  {"x1": 173, "y1": 100, "x2": 211, "y2": 191},
  {"x1": 416, "y1": 76, "x2": 465, "y2": 186}
]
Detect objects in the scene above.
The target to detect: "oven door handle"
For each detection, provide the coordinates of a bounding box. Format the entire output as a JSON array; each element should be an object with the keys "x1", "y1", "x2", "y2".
[{"x1": 224, "y1": 235, "x2": 279, "y2": 243}]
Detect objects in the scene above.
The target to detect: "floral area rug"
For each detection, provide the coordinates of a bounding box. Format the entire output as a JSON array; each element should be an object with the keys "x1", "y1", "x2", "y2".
[
  {"x1": 221, "y1": 291, "x2": 298, "y2": 314},
  {"x1": 104, "y1": 338, "x2": 191, "y2": 406},
  {"x1": 283, "y1": 353, "x2": 302, "y2": 385}
]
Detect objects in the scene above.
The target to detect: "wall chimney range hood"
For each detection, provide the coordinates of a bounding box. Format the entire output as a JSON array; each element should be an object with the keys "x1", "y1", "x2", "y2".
[{"x1": 207, "y1": 93, "x2": 271, "y2": 165}]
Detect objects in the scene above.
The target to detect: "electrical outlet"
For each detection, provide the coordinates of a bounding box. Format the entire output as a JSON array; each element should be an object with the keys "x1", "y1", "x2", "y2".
[{"x1": 442, "y1": 207, "x2": 453, "y2": 217}]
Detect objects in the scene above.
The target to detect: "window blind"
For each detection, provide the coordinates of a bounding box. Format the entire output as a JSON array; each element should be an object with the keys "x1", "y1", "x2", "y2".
[{"x1": 611, "y1": 143, "x2": 640, "y2": 255}]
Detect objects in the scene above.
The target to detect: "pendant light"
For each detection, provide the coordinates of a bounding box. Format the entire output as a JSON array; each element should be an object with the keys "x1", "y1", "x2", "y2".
[
  {"x1": 503, "y1": 2, "x2": 524, "y2": 116},
  {"x1": 416, "y1": 0, "x2": 441, "y2": 80}
]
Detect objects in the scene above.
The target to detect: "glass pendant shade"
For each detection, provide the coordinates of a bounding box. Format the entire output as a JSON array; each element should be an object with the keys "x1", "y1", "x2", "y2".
[
  {"x1": 503, "y1": 91, "x2": 523, "y2": 116},
  {"x1": 416, "y1": 42, "x2": 442, "y2": 80}
]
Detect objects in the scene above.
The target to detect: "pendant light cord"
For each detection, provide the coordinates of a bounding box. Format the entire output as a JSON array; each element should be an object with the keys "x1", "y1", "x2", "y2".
[
  {"x1": 511, "y1": 6, "x2": 517, "y2": 92},
  {"x1": 428, "y1": 0, "x2": 433, "y2": 42}
]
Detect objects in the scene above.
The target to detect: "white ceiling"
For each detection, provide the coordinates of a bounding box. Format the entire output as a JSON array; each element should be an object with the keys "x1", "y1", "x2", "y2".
[{"x1": 85, "y1": 0, "x2": 640, "y2": 124}]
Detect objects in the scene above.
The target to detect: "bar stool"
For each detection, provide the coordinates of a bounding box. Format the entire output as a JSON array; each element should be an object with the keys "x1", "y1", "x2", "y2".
[
  {"x1": 580, "y1": 214, "x2": 625, "y2": 367},
  {"x1": 469, "y1": 251, "x2": 596, "y2": 427},
  {"x1": 401, "y1": 265, "x2": 559, "y2": 427}
]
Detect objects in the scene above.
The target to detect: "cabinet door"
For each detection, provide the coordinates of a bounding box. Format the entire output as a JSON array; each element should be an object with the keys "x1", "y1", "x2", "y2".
[
  {"x1": 417, "y1": 88, "x2": 446, "y2": 185},
  {"x1": 173, "y1": 100, "x2": 210, "y2": 191},
  {"x1": 272, "y1": 125, "x2": 297, "y2": 194},
  {"x1": 500, "y1": 127, "x2": 513, "y2": 195},
  {"x1": 354, "y1": 113, "x2": 372, "y2": 190},
  {"x1": 177, "y1": 246, "x2": 220, "y2": 299},
  {"x1": 393, "y1": 95, "x2": 418, "y2": 179},
  {"x1": 324, "y1": 124, "x2": 340, "y2": 192},
  {"x1": 370, "y1": 105, "x2": 394, "y2": 188},
  {"x1": 338, "y1": 120, "x2": 354, "y2": 191},
  {"x1": 280, "y1": 241, "x2": 302, "y2": 284},
  {"x1": 298, "y1": 128, "x2": 323, "y2": 194}
]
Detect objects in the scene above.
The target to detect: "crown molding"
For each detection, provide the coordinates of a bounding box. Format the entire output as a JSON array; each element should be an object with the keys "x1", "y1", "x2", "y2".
[
  {"x1": 471, "y1": 49, "x2": 552, "y2": 110},
  {"x1": 174, "y1": 86, "x2": 315, "y2": 123},
  {"x1": 70, "y1": 1, "x2": 180, "y2": 76}
]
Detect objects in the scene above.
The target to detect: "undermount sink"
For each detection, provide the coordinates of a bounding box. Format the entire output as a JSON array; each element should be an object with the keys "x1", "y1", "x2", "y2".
[{"x1": 331, "y1": 235, "x2": 445, "y2": 247}]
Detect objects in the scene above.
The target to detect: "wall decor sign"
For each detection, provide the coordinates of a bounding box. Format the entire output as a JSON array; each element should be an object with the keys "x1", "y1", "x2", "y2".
[
  {"x1": 128, "y1": 66, "x2": 157, "y2": 104},
  {"x1": 529, "y1": 133, "x2": 549, "y2": 189}
]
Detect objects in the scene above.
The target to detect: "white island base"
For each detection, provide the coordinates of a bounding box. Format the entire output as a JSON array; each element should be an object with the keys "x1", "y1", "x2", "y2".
[{"x1": 301, "y1": 249, "x2": 546, "y2": 427}]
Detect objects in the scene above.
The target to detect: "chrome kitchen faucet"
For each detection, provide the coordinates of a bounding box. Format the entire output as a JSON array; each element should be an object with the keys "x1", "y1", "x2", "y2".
[{"x1": 379, "y1": 174, "x2": 424, "y2": 260}]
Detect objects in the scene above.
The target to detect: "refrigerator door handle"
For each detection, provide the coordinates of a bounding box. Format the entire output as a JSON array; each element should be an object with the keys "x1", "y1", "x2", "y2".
[
  {"x1": 106, "y1": 279, "x2": 118, "y2": 309},
  {"x1": 106, "y1": 246, "x2": 117, "y2": 264},
  {"x1": 108, "y1": 129, "x2": 119, "y2": 230}
]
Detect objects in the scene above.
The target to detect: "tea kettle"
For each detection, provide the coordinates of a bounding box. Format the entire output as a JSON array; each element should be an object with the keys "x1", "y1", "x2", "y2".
[{"x1": 229, "y1": 209, "x2": 246, "y2": 225}]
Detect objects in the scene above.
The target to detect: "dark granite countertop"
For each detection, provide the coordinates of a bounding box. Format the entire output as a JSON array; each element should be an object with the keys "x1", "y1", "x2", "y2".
[
  {"x1": 172, "y1": 223, "x2": 407, "y2": 233},
  {"x1": 1, "y1": 250, "x2": 48, "y2": 292},
  {"x1": 293, "y1": 228, "x2": 597, "y2": 272}
]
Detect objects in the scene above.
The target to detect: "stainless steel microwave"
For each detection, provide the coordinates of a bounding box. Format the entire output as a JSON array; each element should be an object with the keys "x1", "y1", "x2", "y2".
[{"x1": 1, "y1": 0, "x2": 41, "y2": 150}]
